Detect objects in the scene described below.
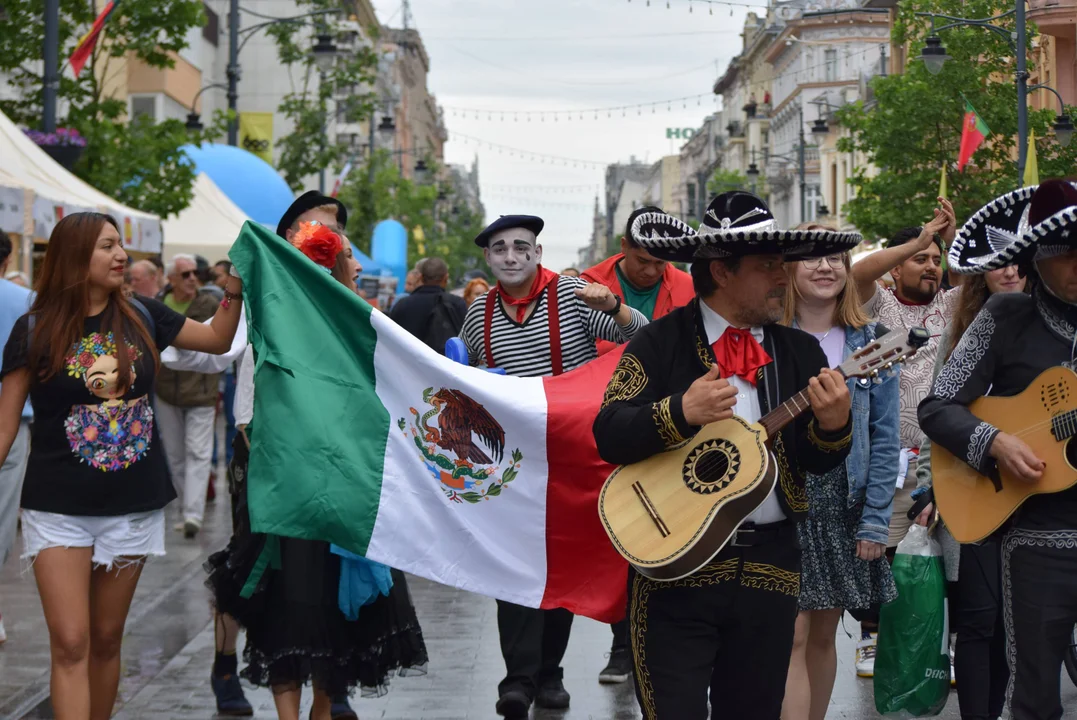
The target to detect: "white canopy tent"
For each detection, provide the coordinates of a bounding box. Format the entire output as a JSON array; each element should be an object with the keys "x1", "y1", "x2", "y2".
[
  {"x1": 0, "y1": 109, "x2": 162, "y2": 272},
  {"x1": 161, "y1": 173, "x2": 252, "y2": 264}
]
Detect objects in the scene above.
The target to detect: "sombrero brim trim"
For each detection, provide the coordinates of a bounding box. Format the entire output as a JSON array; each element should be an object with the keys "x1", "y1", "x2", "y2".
[
  {"x1": 635, "y1": 228, "x2": 863, "y2": 257},
  {"x1": 1025, "y1": 205, "x2": 1077, "y2": 250},
  {"x1": 949, "y1": 186, "x2": 1037, "y2": 274},
  {"x1": 629, "y1": 211, "x2": 697, "y2": 245}
]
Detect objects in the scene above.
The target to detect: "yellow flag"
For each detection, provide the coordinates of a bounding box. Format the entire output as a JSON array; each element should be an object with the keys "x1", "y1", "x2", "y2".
[
  {"x1": 1023, "y1": 130, "x2": 1039, "y2": 187},
  {"x1": 938, "y1": 163, "x2": 948, "y2": 200},
  {"x1": 239, "y1": 112, "x2": 274, "y2": 164}
]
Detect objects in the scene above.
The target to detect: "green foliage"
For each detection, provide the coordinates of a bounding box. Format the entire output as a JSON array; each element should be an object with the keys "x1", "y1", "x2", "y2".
[
  {"x1": 0, "y1": 0, "x2": 210, "y2": 219},
  {"x1": 836, "y1": 0, "x2": 1077, "y2": 240},
  {"x1": 337, "y1": 153, "x2": 486, "y2": 283},
  {"x1": 707, "y1": 167, "x2": 765, "y2": 197},
  {"x1": 265, "y1": 0, "x2": 378, "y2": 191}
]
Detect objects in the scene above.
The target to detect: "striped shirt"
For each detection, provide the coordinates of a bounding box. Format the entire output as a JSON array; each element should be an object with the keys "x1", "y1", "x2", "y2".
[{"x1": 461, "y1": 275, "x2": 647, "y2": 378}]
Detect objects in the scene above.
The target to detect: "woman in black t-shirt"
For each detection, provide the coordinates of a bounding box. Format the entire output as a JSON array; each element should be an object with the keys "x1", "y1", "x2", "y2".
[{"x1": 0, "y1": 212, "x2": 243, "y2": 719}]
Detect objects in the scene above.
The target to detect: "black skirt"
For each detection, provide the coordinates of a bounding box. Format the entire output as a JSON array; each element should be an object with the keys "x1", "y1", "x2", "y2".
[{"x1": 205, "y1": 434, "x2": 428, "y2": 696}]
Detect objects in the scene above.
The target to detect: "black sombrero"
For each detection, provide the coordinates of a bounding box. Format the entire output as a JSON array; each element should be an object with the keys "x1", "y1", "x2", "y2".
[
  {"x1": 627, "y1": 209, "x2": 697, "y2": 260},
  {"x1": 948, "y1": 186, "x2": 1037, "y2": 274},
  {"x1": 631, "y1": 191, "x2": 862, "y2": 263},
  {"x1": 949, "y1": 181, "x2": 1077, "y2": 273}
]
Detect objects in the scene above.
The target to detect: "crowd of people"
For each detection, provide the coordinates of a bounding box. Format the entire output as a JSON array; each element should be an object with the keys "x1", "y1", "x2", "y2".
[{"x1": 0, "y1": 177, "x2": 1074, "y2": 720}]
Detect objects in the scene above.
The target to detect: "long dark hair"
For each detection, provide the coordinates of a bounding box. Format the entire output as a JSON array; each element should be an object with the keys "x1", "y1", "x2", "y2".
[
  {"x1": 946, "y1": 271, "x2": 1032, "y2": 361},
  {"x1": 28, "y1": 212, "x2": 158, "y2": 387}
]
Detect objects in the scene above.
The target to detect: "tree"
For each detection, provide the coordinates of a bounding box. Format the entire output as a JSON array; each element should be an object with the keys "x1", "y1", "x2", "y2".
[
  {"x1": 336, "y1": 153, "x2": 487, "y2": 283},
  {"x1": 264, "y1": 0, "x2": 378, "y2": 191},
  {"x1": 707, "y1": 167, "x2": 766, "y2": 198},
  {"x1": 836, "y1": 0, "x2": 1077, "y2": 240},
  {"x1": 0, "y1": 0, "x2": 214, "y2": 219}
]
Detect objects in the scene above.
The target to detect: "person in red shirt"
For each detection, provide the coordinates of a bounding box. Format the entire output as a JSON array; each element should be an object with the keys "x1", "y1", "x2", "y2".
[
  {"x1": 581, "y1": 207, "x2": 696, "y2": 684},
  {"x1": 581, "y1": 206, "x2": 695, "y2": 357}
]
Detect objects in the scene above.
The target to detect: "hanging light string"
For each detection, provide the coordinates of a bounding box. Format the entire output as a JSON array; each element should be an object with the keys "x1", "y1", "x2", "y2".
[
  {"x1": 449, "y1": 131, "x2": 611, "y2": 169},
  {"x1": 482, "y1": 183, "x2": 602, "y2": 194},
  {"x1": 485, "y1": 193, "x2": 596, "y2": 211},
  {"x1": 626, "y1": 0, "x2": 767, "y2": 10},
  {"x1": 445, "y1": 93, "x2": 715, "y2": 123}
]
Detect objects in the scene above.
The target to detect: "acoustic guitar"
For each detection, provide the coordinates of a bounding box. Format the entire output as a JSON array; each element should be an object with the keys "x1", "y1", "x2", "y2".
[
  {"x1": 932, "y1": 365, "x2": 1077, "y2": 543},
  {"x1": 598, "y1": 327, "x2": 929, "y2": 581}
]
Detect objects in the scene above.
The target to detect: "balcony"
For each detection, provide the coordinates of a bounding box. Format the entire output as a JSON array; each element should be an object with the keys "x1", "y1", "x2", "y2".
[{"x1": 1029, "y1": 0, "x2": 1077, "y2": 36}]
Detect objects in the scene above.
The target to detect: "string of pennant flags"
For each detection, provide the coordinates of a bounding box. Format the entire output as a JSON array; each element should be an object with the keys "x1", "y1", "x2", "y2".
[
  {"x1": 626, "y1": 0, "x2": 768, "y2": 11},
  {"x1": 448, "y1": 131, "x2": 612, "y2": 169}
]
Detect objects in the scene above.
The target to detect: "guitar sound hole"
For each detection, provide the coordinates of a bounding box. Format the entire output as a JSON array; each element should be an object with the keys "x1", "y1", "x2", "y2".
[{"x1": 683, "y1": 440, "x2": 742, "y2": 495}]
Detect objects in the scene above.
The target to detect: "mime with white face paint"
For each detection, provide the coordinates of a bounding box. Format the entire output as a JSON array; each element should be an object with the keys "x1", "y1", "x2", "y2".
[{"x1": 459, "y1": 214, "x2": 647, "y2": 719}]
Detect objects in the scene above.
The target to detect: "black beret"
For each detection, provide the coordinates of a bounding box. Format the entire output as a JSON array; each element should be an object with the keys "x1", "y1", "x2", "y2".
[
  {"x1": 474, "y1": 214, "x2": 544, "y2": 248},
  {"x1": 276, "y1": 190, "x2": 348, "y2": 239}
]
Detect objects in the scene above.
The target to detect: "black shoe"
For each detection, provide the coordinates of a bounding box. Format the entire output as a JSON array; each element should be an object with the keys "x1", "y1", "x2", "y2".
[
  {"x1": 329, "y1": 694, "x2": 358, "y2": 720},
  {"x1": 598, "y1": 647, "x2": 633, "y2": 684},
  {"x1": 210, "y1": 672, "x2": 253, "y2": 716},
  {"x1": 495, "y1": 689, "x2": 531, "y2": 719},
  {"x1": 535, "y1": 678, "x2": 570, "y2": 710}
]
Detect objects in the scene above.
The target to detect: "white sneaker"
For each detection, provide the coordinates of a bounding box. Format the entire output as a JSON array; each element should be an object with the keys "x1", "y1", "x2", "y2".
[
  {"x1": 950, "y1": 645, "x2": 956, "y2": 686},
  {"x1": 855, "y1": 634, "x2": 877, "y2": 678},
  {"x1": 0, "y1": 617, "x2": 7, "y2": 644}
]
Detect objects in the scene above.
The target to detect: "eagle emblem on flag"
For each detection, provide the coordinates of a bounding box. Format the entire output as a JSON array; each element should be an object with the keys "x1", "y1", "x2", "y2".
[{"x1": 399, "y1": 387, "x2": 523, "y2": 505}]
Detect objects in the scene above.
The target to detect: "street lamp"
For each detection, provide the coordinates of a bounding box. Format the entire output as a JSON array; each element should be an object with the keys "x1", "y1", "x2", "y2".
[
  {"x1": 311, "y1": 34, "x2": 338, "y2": 73},
  {"x1": 414, "y1": 159, "x2": 430, "y2": 185},
  {"x1": 919, "y1": 35, "x2": 952, "y2": 76},
  {"x1": 811, "y1": 118, "x2": 829, "y2": 137},
  {"x1": 377, "y1": 115, "x2": 396, "y2": 142},
  {"x1": 1055, "y1": 115, "x2": 1075, "y2": 148},
  {"x1": 184, "y1": 82, "x2": 228, "y2": 133}
]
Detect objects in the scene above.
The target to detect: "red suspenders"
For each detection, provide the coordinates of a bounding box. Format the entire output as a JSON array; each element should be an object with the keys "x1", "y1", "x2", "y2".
[{"x1": 483, "y1": 277, "x2": 563, "y2": 376}]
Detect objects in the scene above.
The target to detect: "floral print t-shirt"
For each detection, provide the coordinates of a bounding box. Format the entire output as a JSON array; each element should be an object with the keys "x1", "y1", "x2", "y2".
[{"x1": 1, "y1": 297, "x2": 186, "y2": 516}]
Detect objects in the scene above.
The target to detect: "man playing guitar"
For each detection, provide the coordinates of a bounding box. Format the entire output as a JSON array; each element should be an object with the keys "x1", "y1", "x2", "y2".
[
  {"x1": 919, "y1": 179, "x2": 1077, "y2": 720},
  {"x1": 593, "y1": 196, "x2": 856, "y2": 719}
]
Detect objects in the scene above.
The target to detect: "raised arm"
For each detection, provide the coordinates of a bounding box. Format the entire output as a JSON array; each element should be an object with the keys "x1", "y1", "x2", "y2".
[{"x1": 854, "y1": 200, "x2": 954, "y2": 303}]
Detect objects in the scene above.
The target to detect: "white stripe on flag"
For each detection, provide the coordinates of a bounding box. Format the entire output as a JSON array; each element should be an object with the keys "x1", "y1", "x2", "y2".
[{"x1": 366, "y1": 311, "x2": 550, "y2": 607}]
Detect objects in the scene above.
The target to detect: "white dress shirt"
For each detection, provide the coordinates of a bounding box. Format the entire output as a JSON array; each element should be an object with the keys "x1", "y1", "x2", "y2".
[{"x1": 698, "y1": 301, "x2": 787, "y2": 525}]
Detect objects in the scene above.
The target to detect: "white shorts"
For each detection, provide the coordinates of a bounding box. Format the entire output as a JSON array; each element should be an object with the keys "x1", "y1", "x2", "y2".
[{"x1": 21, "y1": 508, "x2": 166, "y2": 570}]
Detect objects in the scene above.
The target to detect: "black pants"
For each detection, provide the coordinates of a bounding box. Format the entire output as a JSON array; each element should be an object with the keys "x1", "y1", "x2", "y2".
[
  {"x1": 1004, "y1": 528, "x2": 1077, "y2": 720},
  {"x1": 951, "y1": 540, "x2": 1008, "y2": 720},
  {"x1": 629, "y1": 529, "x2": 800, "y2": 720},
  {"x1": 611, "y1": 618, "x2": 629, "y2": 652},
  {"x1": 496, "y1": 601, "x2": 574, "y2": 699}
]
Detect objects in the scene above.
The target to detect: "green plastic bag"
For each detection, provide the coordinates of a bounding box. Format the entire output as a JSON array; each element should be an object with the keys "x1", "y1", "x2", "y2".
[{"x1": 874, "y1": 524, "x2": 950, "y2": 717}]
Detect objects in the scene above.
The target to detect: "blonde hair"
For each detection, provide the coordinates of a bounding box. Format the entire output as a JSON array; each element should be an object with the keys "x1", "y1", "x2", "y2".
[{"x1": 781, "y1": 223, "x2": 871, "y2": 330}]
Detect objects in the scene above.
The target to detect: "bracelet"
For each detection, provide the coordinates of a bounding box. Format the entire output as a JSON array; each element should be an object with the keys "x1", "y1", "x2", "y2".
[
  {"x1": 220, "y1": 289, "x2": 241, "y2": 310},
  {"x1": 603, "y1": 295, "x2": 622, "y2": 317}
]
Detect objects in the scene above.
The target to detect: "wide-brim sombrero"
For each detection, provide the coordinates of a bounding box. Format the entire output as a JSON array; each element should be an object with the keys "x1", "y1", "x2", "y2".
[
  {"x1": 631, "y1": 191, "x2": 862, "y2": 264},
  {"x1": 1026, "y1": 180, "x2": 1077, "y2": 263},
  {"x1": 948, "y1": 186, "x2": 1037, "y2": 274}
]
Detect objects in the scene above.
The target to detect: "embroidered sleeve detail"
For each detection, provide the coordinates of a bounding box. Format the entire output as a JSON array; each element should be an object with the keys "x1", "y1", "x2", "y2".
[
  {"x1": 653, "y1": 397, "x2": 686, "y2": 448},
  {"x1": 601, "y1": 353, "x2": 648, "y2": 409},
  {"x1": 967, "y1": 421, "x2": 999, "y2": 472},
  {"x1": 808, "y1": 419, "x2": 852, "y2": 452},
  {"x1": 933, "y1": 310, "x2": 996, "y2": 399},
  {"x1": 773, "y1": 433, "x2": 809, "y2": 513}
]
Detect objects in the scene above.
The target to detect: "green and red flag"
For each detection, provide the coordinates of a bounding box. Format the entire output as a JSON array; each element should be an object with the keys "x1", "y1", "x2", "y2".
[
  {"x1": 68, "y1": 1, "x2": 119, "y2": 77},
  {"x1": 957, "y1": 98, "x2": 991, "y2": 171}
]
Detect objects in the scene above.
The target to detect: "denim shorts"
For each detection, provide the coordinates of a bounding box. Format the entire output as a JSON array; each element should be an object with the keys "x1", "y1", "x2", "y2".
[{"x1": 21, "y1": 508, "x2": 166, "y2": 570}]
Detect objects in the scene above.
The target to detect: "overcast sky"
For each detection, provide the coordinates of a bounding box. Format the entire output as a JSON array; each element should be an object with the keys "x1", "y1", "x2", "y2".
[{"x1": 370, "y1": 0, "x2": 758, "y2": 270}]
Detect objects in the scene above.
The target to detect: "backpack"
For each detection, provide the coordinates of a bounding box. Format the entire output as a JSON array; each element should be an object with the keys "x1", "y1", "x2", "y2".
[{"x1": 422, "y1": 292, "x2": 464, "y2": 355}]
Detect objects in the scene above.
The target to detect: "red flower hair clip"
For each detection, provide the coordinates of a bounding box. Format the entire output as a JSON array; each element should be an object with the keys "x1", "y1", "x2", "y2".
[{"x1": 294, "y1": 221, "x2": 343, "y2": 268}]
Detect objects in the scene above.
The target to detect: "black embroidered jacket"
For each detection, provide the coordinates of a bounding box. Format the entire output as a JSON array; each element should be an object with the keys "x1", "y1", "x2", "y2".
[
  {"x1": 592, "y1": 300, "x2": 853, "y2": 521},
  {"x1": 918, "y1": 289, "x2": 1077, "y2": 528}
]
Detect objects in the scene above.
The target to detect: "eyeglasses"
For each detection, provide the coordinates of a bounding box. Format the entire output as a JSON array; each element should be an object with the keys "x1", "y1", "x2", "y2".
[
  {"x1": 801, "y1": 255, "x2": 845, "y2": 270},
  {"x1": 180, "y1": 270, "x2": 197, "y2": 279}
]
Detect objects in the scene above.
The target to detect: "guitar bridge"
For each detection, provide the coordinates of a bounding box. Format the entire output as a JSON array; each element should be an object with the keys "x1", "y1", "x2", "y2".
[{"x1": 632, "y1": 482, "x2": 670, "y2": 538}]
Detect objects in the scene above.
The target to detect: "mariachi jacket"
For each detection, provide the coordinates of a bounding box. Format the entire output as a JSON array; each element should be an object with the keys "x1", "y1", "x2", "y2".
[
  {"x1": 919, "y1": 289, "x2": 1077, "y2": 529},
  {"x1": 593, "y1": 299, "x2": 853, "y2": 521},
  {"x1": 580, "y1": 254, "x2": 695, "y2": 356}
]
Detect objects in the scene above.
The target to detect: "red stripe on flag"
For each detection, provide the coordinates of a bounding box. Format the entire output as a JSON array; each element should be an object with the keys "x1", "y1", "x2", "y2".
[
  {"x1": 69, "y1": 1, "x2": 116, "y2": 78},
  {"x1": 540, "y1": 347, "x2": 629, "y2": 624}
]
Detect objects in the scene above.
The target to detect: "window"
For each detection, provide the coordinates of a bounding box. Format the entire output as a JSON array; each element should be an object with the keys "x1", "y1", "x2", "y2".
[
  {"x1": 203, "y1": 3, "x2": 219, "y2": 46},
  {"x1": 824, "y1": 49, "x2": 838, "y2": 82},
  {"x1": 130, "y1": 96, "x2": 157, "y2": 122},
  {"x1": 805, "y1": 185, "x2": 823, "y2": 222}
]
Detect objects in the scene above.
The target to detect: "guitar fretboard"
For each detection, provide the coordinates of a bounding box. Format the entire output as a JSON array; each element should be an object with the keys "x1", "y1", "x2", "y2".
[
  {"x1": 759, "y1": 389, "x2": 814, "y2": 438},
  {"x1": 1052, "y1": 409, "x2": 1077, "y2": 441}
]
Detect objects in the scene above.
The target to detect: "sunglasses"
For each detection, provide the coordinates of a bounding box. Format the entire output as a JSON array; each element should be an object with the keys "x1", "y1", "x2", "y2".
[{"x1": 180, "y1": 270, "x2": 197, "y2": 279}]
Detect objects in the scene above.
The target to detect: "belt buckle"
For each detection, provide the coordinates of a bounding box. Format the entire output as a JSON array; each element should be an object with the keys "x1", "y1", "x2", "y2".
[{"x1": 730, "y1": 527, "x2": 755, "y2": 548}]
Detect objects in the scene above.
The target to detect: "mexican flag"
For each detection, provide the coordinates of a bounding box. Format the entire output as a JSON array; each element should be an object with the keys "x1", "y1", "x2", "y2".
[
  {"x1": 230, "y1": 223, "x2": 628, "y2": 623},
  {"x1": 957, "y1": 99, "x2": 991, "y2": 171}
]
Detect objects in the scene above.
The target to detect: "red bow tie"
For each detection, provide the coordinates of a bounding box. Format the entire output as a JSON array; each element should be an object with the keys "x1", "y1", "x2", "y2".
[{"x1": 711, "y1": 327, "x2": 772, "y2": 386}]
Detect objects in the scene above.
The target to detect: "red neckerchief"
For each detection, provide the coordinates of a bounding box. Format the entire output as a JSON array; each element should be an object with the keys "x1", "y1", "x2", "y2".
[
  {"x1": 711, "y1": 326, "x2": 772, "y2": 386},
  {"x1": 497, "y1": 266, "x2": 559, "y2": 322}
]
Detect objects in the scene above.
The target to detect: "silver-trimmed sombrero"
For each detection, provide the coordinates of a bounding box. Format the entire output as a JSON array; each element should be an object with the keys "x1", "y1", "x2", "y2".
[
  {"x1": 948, "y1": 186, "x2": 1037, "y2": 274},
  {"x1": 631, "y1": 191, "x2": 862, "y2": 263},
  {"x1": 1026, "y1": 180, "x2": 1077, "y2": 263}
]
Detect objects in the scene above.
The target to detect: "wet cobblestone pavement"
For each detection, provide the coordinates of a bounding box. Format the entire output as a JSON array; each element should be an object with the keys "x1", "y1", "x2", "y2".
[{"x1": 3, "y1": 493, "x2": 1077, "y2": 718}]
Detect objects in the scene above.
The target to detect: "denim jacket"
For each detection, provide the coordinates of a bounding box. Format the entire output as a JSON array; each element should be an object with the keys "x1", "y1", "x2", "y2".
[{"x1": 844, "y1": 323, "x2": 901, "y2": 544}]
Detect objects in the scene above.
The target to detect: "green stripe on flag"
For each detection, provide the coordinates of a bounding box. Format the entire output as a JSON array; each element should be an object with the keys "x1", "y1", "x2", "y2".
[{"x1": 228, "y1": 221, "x2": 389, "y2": 555}]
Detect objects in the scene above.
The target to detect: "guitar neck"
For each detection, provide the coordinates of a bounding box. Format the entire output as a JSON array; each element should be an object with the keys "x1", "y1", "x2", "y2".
[{"x1": 759, "y1": 388, "x2": 814, "y2": 438}]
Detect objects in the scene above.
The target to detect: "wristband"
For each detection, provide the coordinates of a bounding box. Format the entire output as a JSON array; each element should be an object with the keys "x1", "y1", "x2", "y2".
[{"x1": 603, "y1": 295, "x2": 622, "y2": 317}]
